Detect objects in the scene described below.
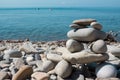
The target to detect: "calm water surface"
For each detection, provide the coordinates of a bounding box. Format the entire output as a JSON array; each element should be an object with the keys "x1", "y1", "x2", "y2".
[{"x1": 0, "y1": 7, "x2": 120, "y2": 41}]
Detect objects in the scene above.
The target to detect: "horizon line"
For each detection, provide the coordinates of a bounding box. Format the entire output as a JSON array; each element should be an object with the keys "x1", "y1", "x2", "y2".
[{"x1": 0, "y1": 6, "x2": 120, "y2": 8}]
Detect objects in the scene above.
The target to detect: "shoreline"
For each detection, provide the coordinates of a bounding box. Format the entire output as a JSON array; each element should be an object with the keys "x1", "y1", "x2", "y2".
[{"x1": 0, "y1": 38, "x2": 119, "y2": 43}]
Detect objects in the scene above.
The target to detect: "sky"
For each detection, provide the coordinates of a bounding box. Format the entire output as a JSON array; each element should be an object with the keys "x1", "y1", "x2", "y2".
[{"x1": 0, "y1": 0, "x2": 120, "y2": 8}]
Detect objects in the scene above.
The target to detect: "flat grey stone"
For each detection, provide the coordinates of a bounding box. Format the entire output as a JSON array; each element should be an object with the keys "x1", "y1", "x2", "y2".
[
  {"x1": 72, "y1": 18, "x2": 96, "y2": 26},
  {"x1": 4, "y1": 49, "x2": 22, "y2": 58}
]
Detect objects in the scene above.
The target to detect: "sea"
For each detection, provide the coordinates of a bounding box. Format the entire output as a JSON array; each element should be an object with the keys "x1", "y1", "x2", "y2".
[{"x1": 0, "y1": 7, "x2": 120, "y2": 41}]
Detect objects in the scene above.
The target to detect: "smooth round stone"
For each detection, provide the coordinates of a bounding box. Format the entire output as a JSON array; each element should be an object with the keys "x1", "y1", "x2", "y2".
[
  {"x1": 69, "y1": 24, "x2": 86, "y2": 29},
  {"x1": 35, "y1": 60, "x2": 55, "y2": 73},
  {"x1": 55, "y1": 60, "x2": 72, "y2": 78},
  {"x1": 57, "y1": 47, "x2": 109, "y2": 64},
  {"x1": 72, "y1": 18, "x2": 96, "y2": 26},
  {"x1": 41, "y1": 60, "x2": 55, "y2": 72},
  {"x1": 4, "y1": 49, "x2": 22, "y2": 58},
  {"x1": 95, "y1": 63, "x2": 117, "y2": 78},
  {"x1": 90, "y1": 22, "x2": 102, "y2": 30},
  {"x1": 91, "y1": 40, "x2": 107, "y2": 54},
  {"x1": 67, "y1": 28, "x2": 107, "y2": 42},
  {"x1": 50, "y1": 74, "x2": 57, "y2": 80},
  {"x1": 31, "y1": 72, "x2": 49, "y2": 80},
  {"x1": 47, "y1": 53, "x2": 63, "y2": 62},
  {"x1": 26, "y1": 56, "x2": 34, "y2": 62},
  {"x1": 66, "y1": 39, "x2": 84, "y2": 53},
  {"x1": 12, "y1": 65, "x2": 33, "y2": 80}
]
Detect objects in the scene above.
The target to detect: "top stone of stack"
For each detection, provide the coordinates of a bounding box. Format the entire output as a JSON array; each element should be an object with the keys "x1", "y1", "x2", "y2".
[
  {"x1": 72, "y1": 18, "x2": 97, "y2": 26},
  {"x1": 67, "y1": 18, "x2": 106, "y2": 42}
]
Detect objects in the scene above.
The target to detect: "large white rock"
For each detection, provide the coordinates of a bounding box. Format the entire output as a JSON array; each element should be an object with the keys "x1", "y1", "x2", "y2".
[
  {"x1": 91, "y1": 40, "x2": 107, "y2": 54},
  {"x1": 55, "y1": 60, "x2": 72, "y2": 78},
  {"x1": 56, "y1": 47, "x2": 109, "y2": 64},
  {"x1": 67, "y1": 28, "x2": 107, "y2": 42},
  {"x1": 95, "y1": 63, "x2": 117, "y2": 78},
  {"x1": 66, "y1": 39, "x2": 84, "y2": 53},
  {"x1": 90, "y1": 22, "x2": 102, "y2": 30}
]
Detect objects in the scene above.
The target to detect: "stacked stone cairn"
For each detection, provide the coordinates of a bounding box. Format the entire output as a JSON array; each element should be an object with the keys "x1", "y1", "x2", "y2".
[
  {"x1": 53, "y1": 18, "x2": 120, "y2": 80},
  {"x1": 64, "y1": 18, "x2": 118, "y2": 79},
  {"x1": 1, "y1": 19, "x2": 120, "y2": 80}
]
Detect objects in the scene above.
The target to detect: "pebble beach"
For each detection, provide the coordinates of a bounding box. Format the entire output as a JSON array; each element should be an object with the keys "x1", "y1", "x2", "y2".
[{"x1": 0, "y1": 19, "x2": 120, "y2": 80}]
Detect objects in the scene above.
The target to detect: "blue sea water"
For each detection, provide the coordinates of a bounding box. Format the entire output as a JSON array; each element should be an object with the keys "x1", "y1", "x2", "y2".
[{"x1": 0, "y1": 7, "x2": 120, "y2": 41}]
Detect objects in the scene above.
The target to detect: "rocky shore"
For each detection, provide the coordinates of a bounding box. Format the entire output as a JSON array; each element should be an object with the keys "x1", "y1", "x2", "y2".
[{"x1": 0, "y1": 19, "x2": 120, "y2": 80}]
